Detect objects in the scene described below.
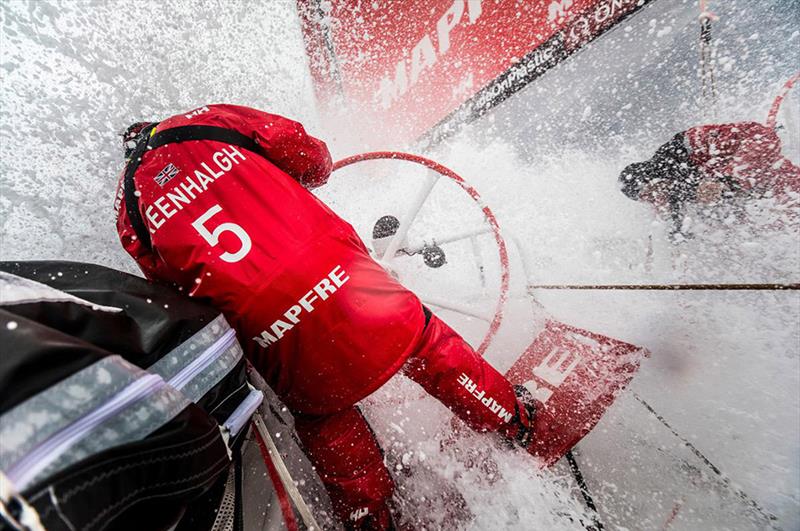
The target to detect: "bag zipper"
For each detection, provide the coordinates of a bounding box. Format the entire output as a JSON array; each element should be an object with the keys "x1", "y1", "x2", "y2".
[
  {"x1": 7, "y1": 328, "x2": 237, "y2": 491},
  {"x1": 168, "y1": 328, "x2": 237, "y2": 391},
  {"x1": 7, "y1": 373, "x2": 165, "y2": 490}
]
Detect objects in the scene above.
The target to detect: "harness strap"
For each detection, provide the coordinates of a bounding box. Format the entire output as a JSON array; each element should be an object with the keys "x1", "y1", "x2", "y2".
[
  {"x1": 123, "y1": 125, "x2": 262, "y2": 249},
  {"x1": 123, "y1": 123, "x2": 158, "y2": 250}
]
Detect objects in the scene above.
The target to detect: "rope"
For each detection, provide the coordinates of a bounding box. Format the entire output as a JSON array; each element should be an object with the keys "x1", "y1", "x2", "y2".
[
  {"x1": 527, "y1": 283, "x2": 799, "y2": 291},
  {"x1": 565, "y1": 451, "x2": 604, "y2": 530},
  {"x1": 632, "y1": 394, "x2": 781, "y2": 528}
]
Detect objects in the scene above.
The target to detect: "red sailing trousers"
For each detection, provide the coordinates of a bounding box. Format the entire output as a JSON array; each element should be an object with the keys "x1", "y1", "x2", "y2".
[{"x1": 294, "y1": 314, "x2": 525, "y2": 529}]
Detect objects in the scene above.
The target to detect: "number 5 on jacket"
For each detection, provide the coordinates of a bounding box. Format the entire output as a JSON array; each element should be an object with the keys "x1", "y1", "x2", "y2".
[{"x1": 192, "y1": 204, "x2": 252, "y2": 263}]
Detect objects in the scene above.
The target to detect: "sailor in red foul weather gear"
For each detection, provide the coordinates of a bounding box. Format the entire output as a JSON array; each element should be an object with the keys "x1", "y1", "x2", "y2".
[
  {"x1": 619, "y1": 121, "x2": 800, "y2": 238},
  {"x1": 114, "y1": 104, "x2": 535, "y2": 530}
]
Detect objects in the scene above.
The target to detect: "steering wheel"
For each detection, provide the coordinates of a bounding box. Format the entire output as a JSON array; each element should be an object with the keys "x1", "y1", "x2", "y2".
[{"x1": 331, "y1": 151, "x2": 510, "y2": 355}]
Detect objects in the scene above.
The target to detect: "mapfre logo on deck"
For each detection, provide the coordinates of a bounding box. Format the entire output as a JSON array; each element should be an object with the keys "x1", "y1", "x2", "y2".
[{"x1": 521, "y1": 346, "x2": 582, "y2": 404}]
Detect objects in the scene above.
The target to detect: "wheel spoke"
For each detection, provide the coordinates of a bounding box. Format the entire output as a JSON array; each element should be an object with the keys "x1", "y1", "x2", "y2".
[
  {"x1": 470, "y1": 234, "x2": 487, "y2": 288},
  {"x1": 403, "y1": 226, "x2": 492, "y2": 254},
  {"x1": 382, "y1": 169, "x2": 440, "y2": 261},
  {"x1": 421, "y1": 296, "x2": 493, "y2": 322}
]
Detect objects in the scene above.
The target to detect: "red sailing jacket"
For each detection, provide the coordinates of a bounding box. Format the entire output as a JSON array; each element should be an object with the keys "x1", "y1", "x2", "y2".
[
  {"x1": 115, "y1": 104, "x2": 425, "y2": 415},
  {"x1": 685, "y1": 121, "x2": 800, "y2": 201}
]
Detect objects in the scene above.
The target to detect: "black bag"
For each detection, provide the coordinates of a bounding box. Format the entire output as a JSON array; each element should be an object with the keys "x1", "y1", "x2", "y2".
[{"x1": 0, "y1": 261, "x2": 261, "y2": 531}]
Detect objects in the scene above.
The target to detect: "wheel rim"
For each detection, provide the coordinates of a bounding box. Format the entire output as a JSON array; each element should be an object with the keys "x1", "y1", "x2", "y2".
[{"x1": 332, "y1": 151, "x2": 510, "y2": 355}]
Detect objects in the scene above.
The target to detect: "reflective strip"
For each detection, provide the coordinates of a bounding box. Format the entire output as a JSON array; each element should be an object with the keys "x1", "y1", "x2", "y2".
[
  {"x1": 148, "y1": 315, "x2": 231, "y2": 382},
  {"x1": 168, "y1": 329, "x2": 237, "y2": 393},
  {"x1": 3, "y1": 370, "x2": 191, "y2": 491},
  {"x1": 22, "y1": 378, "x2": 189, "y2": 490},
  {"x1": 0, "y1": 314, "x2": 243, "y2": 491},
  {"x1": 150, "y1": 315, "x2": 244, "y2": 403},
  {"x1": 0, "y1": 356, "x2": 142, "y2": 472},
  {"x1": 7, "y1": 374, "x2": 166, "y2": 489},
  {"x1": 1, "y1": 315, "x2": 237, "y2": 470}
]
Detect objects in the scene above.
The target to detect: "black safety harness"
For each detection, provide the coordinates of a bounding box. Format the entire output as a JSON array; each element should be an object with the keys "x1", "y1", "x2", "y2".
[{"x1": 123, "y1": 124, "x2": 262, "y2": 249}]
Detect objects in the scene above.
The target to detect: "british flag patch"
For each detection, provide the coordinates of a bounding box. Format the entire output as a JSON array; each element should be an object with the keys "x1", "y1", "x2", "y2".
[{"x1": 154, "y1": 163, "x2": 180, "y2": 186}]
